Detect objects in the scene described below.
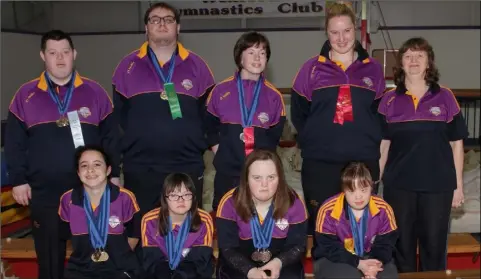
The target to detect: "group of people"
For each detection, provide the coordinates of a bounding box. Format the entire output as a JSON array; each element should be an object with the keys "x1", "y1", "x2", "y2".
[{"x1": 4, "y1": 1, "x2": 468, "y2": 279}]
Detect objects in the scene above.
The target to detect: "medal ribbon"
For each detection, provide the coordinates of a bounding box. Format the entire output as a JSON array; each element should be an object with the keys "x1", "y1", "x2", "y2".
[
  {"x1": 166, "y1": 212, "x2": 191, "y2": 270},
  {"x1": 45, "y1": 71, "x2": 76, "y2": 117},
  {"x1": 148, "y1": 47, "x2": 182, "y2": 119},
  {"x1": 237, "y1": 73, "x2": 262, "y2": 155},
  {"x1": 250, "y1": 204, "x2": 275, "y2": 250},
  {"x1": 83, "y1": 185, "x2": 110, "y2": 252},
  {"x1": 333, "y1": 85, "x2": 354, "y2": 125},
  {"x1": 348, "y1": 206, "x2": 369, "y2": 256}
]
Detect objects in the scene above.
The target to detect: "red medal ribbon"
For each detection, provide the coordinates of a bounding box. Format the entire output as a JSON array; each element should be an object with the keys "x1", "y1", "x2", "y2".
[
  {"x1": 243, "y1": 127, "x2": 255, "y2": 156},
  {"x1": 333, "y1": 85, "x2": 353, "y2": 125}
]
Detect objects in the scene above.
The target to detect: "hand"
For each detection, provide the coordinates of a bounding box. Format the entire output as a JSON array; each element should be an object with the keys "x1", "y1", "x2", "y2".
[
  {"x1": 12, "y1": 183, "x2": 32, "y2": 206},
  {"x1": 110, "y1": 177, "x2": 122, "y2": 187},
  {"x1": 358, "y1": 259, "x2": 383, "y2": 278},
  {"x1": 247, "y1": 267, "x2": 268, "y2": 279},
  {"x1": 452, "y1": 188, "x2": 464, "y2": 208},
  {"x1": 259, "y1": 258, "x2": 282, "y2": 279},
  {"x1": 211, "y1": 144, "x2": 219, "y2": 154}
]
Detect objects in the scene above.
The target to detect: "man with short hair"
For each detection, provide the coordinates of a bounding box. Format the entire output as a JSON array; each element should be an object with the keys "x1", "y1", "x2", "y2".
[
  {"x1": 112, "y1": 2, "x2": 215, "y2": 215},
  {"x1": 5, "y1": 30, "x2": 119, "y2": 279}
]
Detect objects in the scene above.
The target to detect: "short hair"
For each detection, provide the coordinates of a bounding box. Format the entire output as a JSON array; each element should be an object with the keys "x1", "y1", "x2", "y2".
[
  {"x1": 394, "y1": 37, "x2": 440, "y2": 88},
  {"x1": 74, "y1": 145, "x2": 111, "y2": 174},
  {"x1": 233, "y1": 31, "x2": 271, "y2": 70},
  {"x1": 41, "y1": 30, "x2": 74, "y2": 52},
  {"x1": 233, "y1": 149, "x2": 295, "y2": 222},
  {"x1": 144, "y1": 2, "x2": 181, "y2": 25},
  {"x1": 157, "y1": 173, "x2": 201, "y2": 235},
  {"x1": 325, "y1": 3, "x2": 356, "y2": 29},
  {"x1": 340, "y1": 162, "x2": 373, "y2": 192}
]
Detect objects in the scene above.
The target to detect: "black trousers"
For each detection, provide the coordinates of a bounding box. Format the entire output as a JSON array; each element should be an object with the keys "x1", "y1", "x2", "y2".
[
  {"x1": 301, "y1": 159, "x2": 379, "y2": 235},
  {"x1": 123, "y1": 170, "x2": 204, "y2": 216},
  {"x1": 30, "y1": 205, "x2": 69, "y2": 279},
  {"x1": 383, "y1": 187, "x2": 453, "y2": 272},
  {"x1": 212, "y1": 172, "x2": 240, "y2": 212},
  {"x1": 314, "y1": 258, "x2": 398, "y2": 279}
]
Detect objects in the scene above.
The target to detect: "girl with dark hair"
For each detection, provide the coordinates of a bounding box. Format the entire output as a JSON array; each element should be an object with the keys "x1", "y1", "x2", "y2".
[
  {"x1": 216, "y1": 149, "x2": 308, "y2": 279},
  {"x1": 59, "y1": 145, "x2": 142, "y2": 279},
  {"x1": 378, "y1": 37, "x2": 468, "y2": 272},
  {"x1": 141, "y1": 173, "x2": 214, "y2": 279},
  {"x1": 313, "y1": 162, "x2": 398, "y2": 279},
  {"x1": 206, "y1": 31, "x2": 286, "y2": 212}
]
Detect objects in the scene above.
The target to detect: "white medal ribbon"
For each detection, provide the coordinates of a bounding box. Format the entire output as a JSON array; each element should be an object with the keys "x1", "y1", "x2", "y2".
[{"x1": 67, "y1": 110, "x2": 85, "y2": 148}]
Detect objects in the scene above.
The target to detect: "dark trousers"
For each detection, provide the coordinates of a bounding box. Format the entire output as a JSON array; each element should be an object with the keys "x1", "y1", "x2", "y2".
[
  {"x1": 301, "y1": 159, "x2": 379, "y2": 235},
  {"x1": 123, "y1": 170, "x2": 204, "y2": 216},
  {"x1": 383, "y1": 187, "x2": 453, "y2": 272},
  {"x1": 314, "y1": 258, "x2": 398, "y2": 279},
  {"x1": 212, "y1": 172, "x2": 240, "y2": 212},
  {"x1": 30, "y1": 205, "x2": 69, "y2": 279}
]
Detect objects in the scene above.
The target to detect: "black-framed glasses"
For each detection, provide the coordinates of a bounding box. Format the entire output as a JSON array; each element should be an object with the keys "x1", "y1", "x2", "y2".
[
  {"x1": 166, "y1": 193, "x2": 193, "y2": 201},
  {"x1": 148, "y1": 15, "x2": 176, "y2": 25}
]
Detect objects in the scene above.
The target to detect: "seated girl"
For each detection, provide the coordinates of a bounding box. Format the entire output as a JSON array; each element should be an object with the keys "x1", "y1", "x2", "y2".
[
  {"x1": 141, "y1": 173, "x2": 215, "y2": 279},
  {"x1": 313, "y1": 162, "x2": 399, "y2": 279},
  {"x1": 59, "y1": 145, "x2": 142, "y2": 279},
  {"x1": 216, "y1": 149, "x2": 308, "y2": 279}
]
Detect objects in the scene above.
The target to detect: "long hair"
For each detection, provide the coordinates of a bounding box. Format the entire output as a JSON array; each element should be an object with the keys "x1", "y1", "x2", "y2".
[
  {"x1": 157, "y1": 173, "x2": 201, "y2": 235},
  {"x1": 393, "y1": 37, "x2": 440, "y2": 89},
  {"x1": 234, "y1": 149, "x2": 295, "y2": 222}
]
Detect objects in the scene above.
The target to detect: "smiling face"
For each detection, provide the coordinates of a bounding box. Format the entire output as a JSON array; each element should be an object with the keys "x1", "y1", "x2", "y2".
[
  {"x1": 145, "y1": 7, "x2": 180, "y2": 44},
  {"x1": 40, "y1": 39, "x2": 77, "y2": 81},
  {"x1": 326, "y1": 15, "x2": 356, "y2": 55},
  {"x1": 240, "y1": 44, "x2": 268, "y2": 76},
  {"x1": 402, "y1": 49, "x2": 429, "y2": 78},
  {"x1": 77, "y1": 150, "x2": 111, "y2": 190}
]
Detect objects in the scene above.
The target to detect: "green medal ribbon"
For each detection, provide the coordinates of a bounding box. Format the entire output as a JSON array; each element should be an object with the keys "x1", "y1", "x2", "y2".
[{"x1": 164, "y1": 82, "x2": 182, "y2": 119}]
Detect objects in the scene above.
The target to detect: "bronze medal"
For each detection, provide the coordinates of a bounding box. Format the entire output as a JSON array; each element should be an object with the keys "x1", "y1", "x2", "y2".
[
  {"x1": 160, "y1": 91, "x2": 168, "y2": 100},
  {"x1": 91, "y1": 250, "x2": 101, "y2": 262},
  {"x1": 251, "y1": 249, "x2": 271, "y2": 263},
  {"x1": 56, "y1": 116, "x2": 69, "y2": 127}
]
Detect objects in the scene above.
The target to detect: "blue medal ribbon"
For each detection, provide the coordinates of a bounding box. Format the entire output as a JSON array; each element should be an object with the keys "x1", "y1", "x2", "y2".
[
  {"x1": 237, "y1": 72, "x2": 263, "y2": 128},
  {"x1": 250, "y1": 204, "x2": 275, "y2": 250},
  {"x1": 348, "y1": 206, "x2": 369, "y2": 256},
  {"x1": 83, "y1": 186, "x2": 110, "y2": 252},
  {"x1": 45, "y1": 71, "x2": 76, "y2": 117},
  {"x1": 148, "y1": 47, "x2": 176, "y2": 84},
  {"x1": 166, "y1": 212, "x2": 191, "y2": 270}
]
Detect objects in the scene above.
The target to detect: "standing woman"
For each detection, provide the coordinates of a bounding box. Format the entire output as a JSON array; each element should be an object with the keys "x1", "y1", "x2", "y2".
[
  {"x1": 378, "y1": 37, "x2": 468, "y2": 272},
  {"x1": 141, "y1": 173, "x2": 215, "y2": 279},
  {"x1": 206, "y1": 31, "x2": 286, "y2": 212},
  {"x1": 59, "y1": 145, "x2": 142, "y2": 279},
  {"x1": 216, "y1": 149, "x2": 308, "y2": 279},
  {"x1": 291, "y1": 3, "x2": 386, "y2": 232}
]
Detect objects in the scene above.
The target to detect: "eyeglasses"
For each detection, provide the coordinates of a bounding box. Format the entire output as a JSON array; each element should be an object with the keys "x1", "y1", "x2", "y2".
[
  {"x1": 166, "y1": 193, "x2": 193, "y2": 201},
  {"x1": 148, "y1": 16, "x2": 176, "y2": 25}
]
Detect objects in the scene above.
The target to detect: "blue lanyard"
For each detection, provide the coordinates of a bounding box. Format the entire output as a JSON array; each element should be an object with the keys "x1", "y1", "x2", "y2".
[
  {"x1": 83, "y1": 186, "x2": 110, "y2": 251},
  {"x1": 166, "y1": 212, "x2": 191, "y2": 270},
  {"x1": 45, "y1": 71, "x2": 76, "y2": 116},
  {"x1": 250, "y1": 204, "x2": 275, "y2": 249},
  {"x1": 237, "y1": 73, "x2": 263, "y2": 127},
  {"x1": 348, "y1": 206, "x2": 369, "y2": 256},
  {"x1": 148, "y1": 47, "x2": 176, "y2": 84}
]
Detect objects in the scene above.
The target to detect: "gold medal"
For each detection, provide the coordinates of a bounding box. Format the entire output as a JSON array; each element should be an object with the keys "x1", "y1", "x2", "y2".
[
  {"x1": 91, "y1": 249, "x2": 109, "y2": 262},
  {"x1": 56, "y1": 116, "x2": 69, "y2": 127},
  {"x1": 160, "y1": 91, "x2": 168, "y2": 100},
  {"x1": 251, "y1": 249, "x2": 271, "y2": 263}
]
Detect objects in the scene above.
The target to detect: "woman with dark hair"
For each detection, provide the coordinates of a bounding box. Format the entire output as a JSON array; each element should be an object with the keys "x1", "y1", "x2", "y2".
[
  {"x1": 59, "y1": 145, "x2": 142, "y2": 279},
  {"x1": 216, "y1": 149, "x2": 308, "y2": 279},
  {"x1": 378, "y1": 37, "x2": 468, "y2": 272},
  {"x1": 290, "y1": 3, "x2": 386, "y2": 234},
  {"x1": 141, "y1": 173, "x2": 215, "y2": 279},
  {"x1": 313, "y1": 162, "x2": 398, "y2": 279},
  {"x1": 206, "y1": 31, "x2": 286, "y2": 212}
]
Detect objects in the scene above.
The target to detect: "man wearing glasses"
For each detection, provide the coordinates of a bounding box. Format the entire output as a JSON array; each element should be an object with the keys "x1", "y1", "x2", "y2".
[{"x1": 112, "y1": 2, "x2": 215, "y2": 219}]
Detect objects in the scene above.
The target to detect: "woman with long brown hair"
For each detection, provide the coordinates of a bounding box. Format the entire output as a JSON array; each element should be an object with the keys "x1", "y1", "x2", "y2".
[
  {"x1": 378, "y1": 37, "x2": 468, "y2": 272},
  {"x1": 141, "y1": 173, "x2": 215, "y2": 279},
  {"x1": 216, "y1": 149, "x2": 308, "y2": 279}
]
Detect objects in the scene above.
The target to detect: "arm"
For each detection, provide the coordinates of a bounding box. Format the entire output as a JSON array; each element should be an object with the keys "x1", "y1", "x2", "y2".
[
  {"x1": 205, "y1": 90, "x2": 221, "y2": 153},
  {"x1": 255, "y1": 116, "x2": 286, "y2": 150},
  {"x1": 5, "y1": 112, "x2": 28, "y2": 187},
  {"x1": 313, "y1": 233, "x2": 360, "y2": 267},
  {"x1": 379, "y1": 139, "x2": 391, "y2": 180},
  {"x1": 143, "y1": 246, "x2": 171, "y2": 279},
  {"x1": 367, "y1": 230, "x2": 398, "y2": 264},
  {"x1": 450, "y1": 140, "x2": 464, "y2": 190},
  {"x1": 276, "y1": 220, "x2": 307, "y2": 267},
  {"x1": 99, "y1": 111, "x2": 120, "y2": 178},
  {"x1": 175, "y1": 246, "x2": 214, "y2": 279},
  {"x1": 124, "y1": 211, "x2": 141, "y2": 250},
  {"x1": 290, "y1": 90, "x2": 310, "y2": 140}
]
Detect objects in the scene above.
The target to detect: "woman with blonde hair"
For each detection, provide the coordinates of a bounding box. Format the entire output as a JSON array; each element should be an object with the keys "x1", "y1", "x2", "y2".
[{"x1": 291, "y1": 3, "x2": 386, "y2": 233}]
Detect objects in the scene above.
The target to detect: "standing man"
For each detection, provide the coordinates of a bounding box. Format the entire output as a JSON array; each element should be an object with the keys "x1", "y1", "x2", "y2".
[
  {"x1": 5, "y1": 30, "x2": 119, "y2": 279},
  {"x1": 112, "y1": 2, "x2": 215, "y2": 215}
]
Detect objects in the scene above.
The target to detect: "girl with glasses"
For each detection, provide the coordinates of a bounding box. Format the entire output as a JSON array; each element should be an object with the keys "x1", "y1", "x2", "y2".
[{"x1": 141, "y1": 173, "x2": 215, "y2": 279}]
